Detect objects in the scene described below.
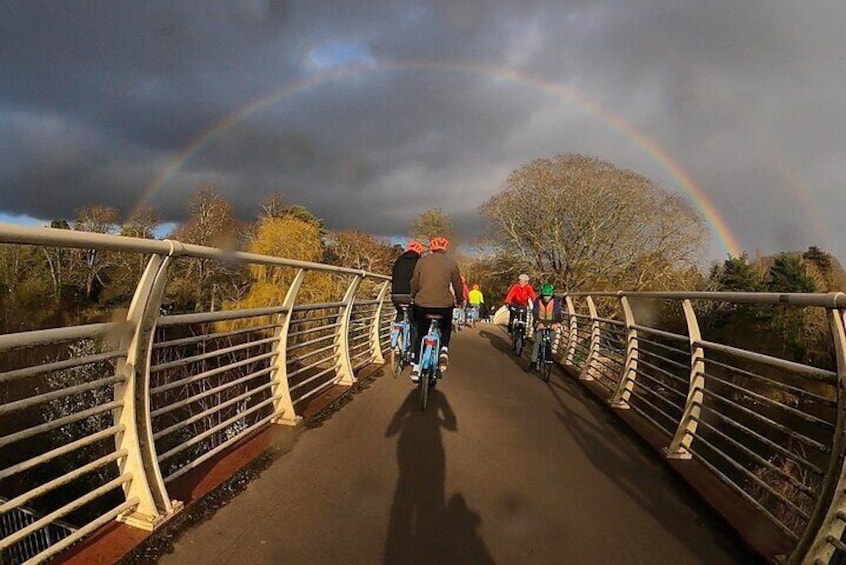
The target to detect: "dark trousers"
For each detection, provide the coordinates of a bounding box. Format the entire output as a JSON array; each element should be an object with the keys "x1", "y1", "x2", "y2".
[
  {"x1": 413, "y1": 305, "x2": 453, "y2": 362},
  {"x1": 392, "y1": 295, "x2": 413, "y2": 323}
]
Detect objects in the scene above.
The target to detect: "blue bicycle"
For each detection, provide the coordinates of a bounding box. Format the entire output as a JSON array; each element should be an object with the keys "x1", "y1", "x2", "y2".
[
  {"x1": 390, "y1": 304, "x2": 413, "y2": 378},
  {"x1": 417, "y1": 314, "x2": 443, "y2": 410}
]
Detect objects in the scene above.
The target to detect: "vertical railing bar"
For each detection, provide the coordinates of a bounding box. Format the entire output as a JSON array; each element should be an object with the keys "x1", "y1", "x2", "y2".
[
  {"x1": 270, "y1": 268, "x2": 307, "y2": 425},
  {"x1": 583, "y1": 296, "x2": 600, "y2": 382},
  {"x1": 666, "y1": 299, "x2": 703, "y2": 459},
  {"x1": 335, "y1": 274, "x2": 363, "y2": 385},
  {"x1": 799, "y1": 302, "x2": 846, "y2": 564},
  {"x1": 610, "y1": 294, "x2": 637, "y2": 409},
  {"x1": 565, "y1": 295, "x2": 578, "y2": 366},
  {"x1": 370, "y1": 281, "x2": 390, "y2": 365},
  {"x1": 112, "y1": 251, "x2": 181, "y2": 531}
]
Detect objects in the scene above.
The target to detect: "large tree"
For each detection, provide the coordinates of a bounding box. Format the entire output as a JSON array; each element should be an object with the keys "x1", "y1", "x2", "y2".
[
  {"x1": 411, "y1": 208, "x2": 454, "y2": 244},
  {"x1": 168, "y1": 185, "x2": 246, "y2": 310},
  {"x1": 480, "y1": 154, "x2": 708, "y2": 291},
  {"x1": 325, "y1": 231, "x2": 396, "y2": 275},
  {"x1": 70, "y1": 205, "x2": 120, "y2": 299}
]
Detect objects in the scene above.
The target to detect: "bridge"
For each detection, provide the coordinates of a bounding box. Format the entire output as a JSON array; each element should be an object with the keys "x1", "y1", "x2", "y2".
[{"x1": 1, "y1": 224, "x2": 846, "y2": 564}]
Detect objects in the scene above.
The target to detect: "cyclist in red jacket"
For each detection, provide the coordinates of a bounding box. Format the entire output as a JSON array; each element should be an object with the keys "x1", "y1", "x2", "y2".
[{"x1": 504, "y1": 274, "x2": 536, "y2": 333}]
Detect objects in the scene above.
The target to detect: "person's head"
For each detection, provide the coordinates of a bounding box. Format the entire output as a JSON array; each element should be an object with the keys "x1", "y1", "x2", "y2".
[
  {"x1": 472, "y1": 284, "x2": 479, "y2": 291},
  {"x1": 429, "y1": 236, "x2": 449, "y2": 253},
  {"x1": 541, "y1": 283, "x2": 554, "y2": 299},
  {"x1": 406, "y1": 240, "x2": 424, "y2": 255},
  {"x1": 461, "y1": 275, "x2": 467, "y2": 284},
  {"x1": 518, "y1": 273, "x2": 529, "y2": 287}
]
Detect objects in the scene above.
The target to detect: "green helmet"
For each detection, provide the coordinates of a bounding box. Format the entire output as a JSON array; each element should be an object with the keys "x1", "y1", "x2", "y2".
[{"x1": 541, "y1": 283, "x2": 554, "y2": 297}]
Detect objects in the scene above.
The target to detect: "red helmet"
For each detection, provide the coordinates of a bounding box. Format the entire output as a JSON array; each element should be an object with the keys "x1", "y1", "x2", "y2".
[
  {"x1": 429, "y1": 236, "x2": 449, "y2": 252},
  {"x1": 406, "y1": 240, "x2": 424, "y2": 254}
]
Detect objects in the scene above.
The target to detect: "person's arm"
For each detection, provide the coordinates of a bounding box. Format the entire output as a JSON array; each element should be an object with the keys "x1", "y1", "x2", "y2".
[
  {"x1": 450, "y1": 265, "x2": 463, "y2": 307},
  {"x1": 504, "y1": 285, "x2": 516, "y2": 305},
  {"x1": 410, "y1": 261, "x2": 421, "y2": 298},
  {"x1": 480, "y1": 292, "x2": 484, "y2": 304}
]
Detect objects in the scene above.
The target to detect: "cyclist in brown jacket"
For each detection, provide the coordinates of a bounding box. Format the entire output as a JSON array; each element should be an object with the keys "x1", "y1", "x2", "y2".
[{"x1": 409, "y1": 236, "x2": 462, "y2": 382}]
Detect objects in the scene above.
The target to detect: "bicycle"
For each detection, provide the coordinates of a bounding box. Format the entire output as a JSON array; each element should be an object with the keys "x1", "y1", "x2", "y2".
[
  {"x1": 452, "y1": 306, "x2": 464, "y2": 333},
  {"x1": 417, "y1": 314, "x2": 443, "y2": 411},
  {"x1": 390, "y1": 304, "x2": 413, "y2": 377},
  {"x1": 510, "y1": 305, "x2": 528, "y2": 357},
  {"x1": 535, "y1": 326, "x2": 555, "y2": 382},
  {"x1": 466, "y1": 305, "x2": 479, "y2": 328}
]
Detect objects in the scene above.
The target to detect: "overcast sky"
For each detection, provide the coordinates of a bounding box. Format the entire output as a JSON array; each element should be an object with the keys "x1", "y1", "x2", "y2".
[{"x1": 1, "y1": 1, "x2": 844, "y2": 260}]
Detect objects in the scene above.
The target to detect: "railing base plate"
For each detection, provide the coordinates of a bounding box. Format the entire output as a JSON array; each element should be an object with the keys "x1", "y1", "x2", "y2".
[
  {"x1": 663, "y1": 447, "x2": 693, "y2": 460},
  {"x1": 118, "y1": 501, "x2": 183, "y2": 531}
]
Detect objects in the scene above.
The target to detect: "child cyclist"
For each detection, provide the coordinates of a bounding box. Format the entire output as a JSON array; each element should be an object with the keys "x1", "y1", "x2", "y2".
[{"x1": 531, "y1": 284, "x2": 562, "y2": 363}]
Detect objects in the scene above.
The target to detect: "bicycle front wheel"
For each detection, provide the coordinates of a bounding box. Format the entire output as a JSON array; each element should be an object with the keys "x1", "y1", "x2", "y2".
[
  {"x1": 542, "y1": 360, "x2": 552, "y2": 382},
  {"x1": 515, "y1": 330, "x2": 524, "y2": 357}
]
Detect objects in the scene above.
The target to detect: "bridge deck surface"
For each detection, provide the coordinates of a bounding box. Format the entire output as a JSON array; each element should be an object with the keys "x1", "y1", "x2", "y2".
[{"x1": 159, "y1": 325, "x2": 758, "y2": 564}]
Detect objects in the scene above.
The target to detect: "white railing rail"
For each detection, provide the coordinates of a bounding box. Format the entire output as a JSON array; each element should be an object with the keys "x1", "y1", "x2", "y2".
[
  {"x1": 0, "y1": 224, "x2": 392, "y2": 563},
  {"x1": 552, "y1": 290, "x2": 846, "y2": 564}
]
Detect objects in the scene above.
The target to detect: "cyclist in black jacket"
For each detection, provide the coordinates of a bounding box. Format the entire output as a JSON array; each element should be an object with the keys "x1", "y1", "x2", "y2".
[{"x1": 391, "y1": 241, "x2": 424, "y2": 321}]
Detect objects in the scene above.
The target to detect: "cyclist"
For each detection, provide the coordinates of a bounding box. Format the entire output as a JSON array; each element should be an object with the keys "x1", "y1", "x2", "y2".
[
  {"x1": 409, "y1": 236, "x2": 462, "y2": 382},
  {"x1": 391, "y1": 241, "x2": 424, "y2": 322},
  {"x1": 468, "y1": 284, "x2": 484, "y2": 322},
  {"x1": 505, "y1": 274, "x2": 536, "y2": 334},
  {"x1": 531, "y1": 283, "x2": 562, "y2": 363}
]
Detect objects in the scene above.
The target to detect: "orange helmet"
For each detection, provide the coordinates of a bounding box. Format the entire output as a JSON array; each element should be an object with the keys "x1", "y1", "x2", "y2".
[
  {"x1": 429, "y1": 236, "x2": 449, "y2": 252},
  {"x1": 406, "y1": 240, "x2": 424, "y2": 254}
]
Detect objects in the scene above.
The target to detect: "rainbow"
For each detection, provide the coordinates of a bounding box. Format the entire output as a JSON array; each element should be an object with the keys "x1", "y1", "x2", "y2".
[{"x1": 135, "y1": 60, "x2": 744, "y2": 256}]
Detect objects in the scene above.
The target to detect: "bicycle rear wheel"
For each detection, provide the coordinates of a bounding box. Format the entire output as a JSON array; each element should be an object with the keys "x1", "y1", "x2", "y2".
[
  {"x1": 390, "y1": 333, "x2": 404, "y2": 377},
  {"x1": 418, "y1": 365, "x2": 431, "y2": 410}
]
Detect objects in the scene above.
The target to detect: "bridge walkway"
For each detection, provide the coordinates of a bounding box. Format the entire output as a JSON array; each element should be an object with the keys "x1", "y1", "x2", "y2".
[{"x1": 158, "y1": 326, "x2": 757, "y2": 564}]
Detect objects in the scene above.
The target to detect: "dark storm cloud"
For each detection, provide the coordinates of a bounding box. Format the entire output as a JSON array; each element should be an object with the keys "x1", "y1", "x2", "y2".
[{"x1": 1, "y1": 0, "x2": 844, "y2": 259}]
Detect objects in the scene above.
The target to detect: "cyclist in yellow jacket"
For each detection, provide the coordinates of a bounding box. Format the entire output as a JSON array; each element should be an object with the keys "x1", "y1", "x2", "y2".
[{"x1": 468, "y1": 284, "x2": 484, "y2": 322}]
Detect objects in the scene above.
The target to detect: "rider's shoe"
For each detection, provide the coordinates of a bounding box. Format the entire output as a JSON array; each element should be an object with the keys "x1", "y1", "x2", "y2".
[
  {"x1": 410, "y1": 365, "x2": 420, "y2": 384},
  {"x1": 438, "y1": 347, "x2": 449, "y2": 374}
]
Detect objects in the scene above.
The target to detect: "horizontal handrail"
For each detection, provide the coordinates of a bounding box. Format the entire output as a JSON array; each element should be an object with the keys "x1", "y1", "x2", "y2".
[
  {"x1": 564, "y1": 290, "x2": 846, "y2": 308},
  {"x1": 0, "y1": 223, "x2": 390, "y2": 279}
]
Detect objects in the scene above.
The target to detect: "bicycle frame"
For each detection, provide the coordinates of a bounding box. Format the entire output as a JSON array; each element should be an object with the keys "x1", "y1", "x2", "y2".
[
  {"x1": 418, "y1": 318, "x2": 442, "y2": 410},
  {"x1": 391, "y1": 306, "x2": 411, "y2": 352},
  {"x1": 420, "y1": 319, "x2": 441, "y2": 375},
  {"x1": 537, "y1": 328, "x2": 554, "y2": 360}
]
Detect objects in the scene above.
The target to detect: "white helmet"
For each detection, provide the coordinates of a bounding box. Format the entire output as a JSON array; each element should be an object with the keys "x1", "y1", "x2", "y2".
[{"x1": 518, "y1": 274, "x2": 529, "y2": 282}]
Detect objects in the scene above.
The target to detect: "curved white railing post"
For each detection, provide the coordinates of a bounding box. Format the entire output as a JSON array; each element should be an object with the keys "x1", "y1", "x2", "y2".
[
  {"x1": 335, "y1": 275, "x2": 363, "y2": 385},
  {"x1": 370, "y1": 281, "x2": 390, "y2": 365},
  {"x1": 666, "y1": 299, "x2": 704, "y2": 459},
  {"x1": 583, "y1": 296, "x2": 600, "y2": 381},
  {"x1": 113, "y1": 253, "x2": 180, "y2": 530},
  {"x1": 610, "y1": 294, "x2": 637, "y2": 409},
  {"x1": 270, "y1": 269, "x2": 307, "y2": 425},
  {"x1": 565, "y1": 296, "x2": 577, "y2": 365},
  {"x1": 799, "y1": 303, "x2": 846, "y2": 565}
]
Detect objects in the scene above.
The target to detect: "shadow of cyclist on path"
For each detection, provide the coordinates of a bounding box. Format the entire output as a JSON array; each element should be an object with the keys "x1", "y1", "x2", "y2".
[{"x1": 383, "y1": 388, "x2": 494, "y2": 564}]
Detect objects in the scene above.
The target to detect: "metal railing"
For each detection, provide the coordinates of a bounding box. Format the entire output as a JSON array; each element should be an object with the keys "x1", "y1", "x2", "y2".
[
  {"x1": 548, "y1": 291, "x2": 846, "y2": 564},
  {"x1": 0, "y1": 224, "x2": 392, "y2": 564}
]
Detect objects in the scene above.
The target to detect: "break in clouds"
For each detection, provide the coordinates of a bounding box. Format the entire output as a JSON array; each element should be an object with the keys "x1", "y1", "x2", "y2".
[{"x1": 1, "y1": 1, "x2": 844, "y2": 259}]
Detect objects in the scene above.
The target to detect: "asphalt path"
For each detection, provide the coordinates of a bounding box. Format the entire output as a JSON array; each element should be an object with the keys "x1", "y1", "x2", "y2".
[{"x1": 158, "y1": 325, "x2": 758, "y2": 564}]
